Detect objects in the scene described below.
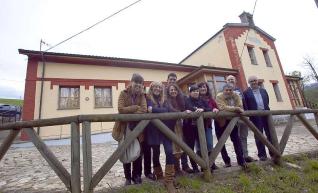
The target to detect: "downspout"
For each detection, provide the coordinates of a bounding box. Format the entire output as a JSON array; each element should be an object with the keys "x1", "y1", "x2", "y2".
[{"x1": 37, "y1": 40, "x2": 46, "y2": 135}]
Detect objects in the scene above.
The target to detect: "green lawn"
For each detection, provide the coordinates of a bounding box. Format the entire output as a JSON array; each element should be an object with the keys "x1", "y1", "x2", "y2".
[
  {"x1": 111, "y1": 154, "x2": 318, "y2": 193},
  {"x1": 0, "y1": 98, "x2": 23, "y2": 106}
]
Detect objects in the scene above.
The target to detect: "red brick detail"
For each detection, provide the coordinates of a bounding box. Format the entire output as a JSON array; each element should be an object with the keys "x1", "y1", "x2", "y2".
[
  {"x1": 258, "y1": 33, "x2": 294, "y2": 109},
  {"x1": 269, "y1": 80, "x2": 279, "y2": 83},
  {"x1": 259, "y1": 47, "x2": 268, "y2": 51},
  {"x1": 41, "y1": 78, "x2": 154, "y2": 90},
  {"x1": 245, "y1": 43, "x2": 254, "y2": 48},
  {"x1": 223, "y1": 27, "x2": 249, "y2": 90},
  {"x1": 21, "y1": 59, "x2": 38, "y2": 140}
]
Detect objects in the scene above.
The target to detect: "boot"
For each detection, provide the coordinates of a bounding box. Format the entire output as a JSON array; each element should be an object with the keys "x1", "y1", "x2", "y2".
[
  {"x1": 154, "y1": 165, "x2": 164, "y2": 180},
  {"x1": 165, "y1": 164, "x2": 176, "y2": 193}
]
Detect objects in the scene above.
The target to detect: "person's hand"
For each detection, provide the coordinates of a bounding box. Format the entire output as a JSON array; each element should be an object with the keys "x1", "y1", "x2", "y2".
[
  {"x1": 234, "y1": 107, "x2": 243, "y2": 113},
  {"x1": 195, "y1": 108, "x2": 204, "y2": 113},
  {"x1": 185, "y1": 110, "x2": 192, "y2": 113},
  {"x1": 148, "y1": 106, "x2": 152, "y2": 113},
  {"x1": 212, "y1": 108, "x2": 219, "y2": 113}
]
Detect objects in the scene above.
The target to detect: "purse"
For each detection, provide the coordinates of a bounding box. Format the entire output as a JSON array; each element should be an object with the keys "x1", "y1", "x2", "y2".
[{"x1": 119, "y1": 126, "x2": 141, "y2": 163}]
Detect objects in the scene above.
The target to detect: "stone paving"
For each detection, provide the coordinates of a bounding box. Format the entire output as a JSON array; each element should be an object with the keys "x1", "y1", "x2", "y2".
[{"x1": 0, "y1": 120, "x2": 318, "y2": 193}]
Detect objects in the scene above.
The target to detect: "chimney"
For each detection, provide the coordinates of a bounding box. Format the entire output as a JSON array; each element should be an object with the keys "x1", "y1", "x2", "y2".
[{"x1": 239, "y1": 12, "x2": 255, "y2": 27}]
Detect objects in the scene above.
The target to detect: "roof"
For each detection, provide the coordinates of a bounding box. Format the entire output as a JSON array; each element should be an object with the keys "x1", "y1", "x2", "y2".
[
  {"x1": 18, "y1": 49, "x2": 197, "y2": 72},
  {"x1": 179, "y1": 23, "x2": 276, "y2": 64},
  {"x1": 177, "y1": 65, "x2": 238, "y2": 85},
  {"x1": 285, "y1": 75, "x2": 303, "y2": 80}
]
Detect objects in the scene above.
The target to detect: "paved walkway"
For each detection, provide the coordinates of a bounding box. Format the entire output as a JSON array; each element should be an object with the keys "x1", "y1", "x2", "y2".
[{"x1": 0, "y1": 120, "x2": 318, "y2": 193}]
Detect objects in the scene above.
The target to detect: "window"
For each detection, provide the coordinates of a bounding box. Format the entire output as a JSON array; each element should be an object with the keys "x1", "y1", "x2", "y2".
[
  {"x1": 59, "y1": 87, "x2": 80, "y2": 109},
  {"x1": 272, "y1": 83, "x2": 283, "y2": 102},
  {"x1": 247, "y1": 46, "x2": 257, "y2": 65},
  {"x1": 214, "y1": 75, "x2": 226, "y2": 92},
  {"x1": 288, "y1": 80, "x2": 302, "y2": 106},
  {"x1": 262, "y1": 49, "x2": 272, "y2": 67},
  {"x1": 94, "y1": 87, "x2": 112, "y2": 108}
]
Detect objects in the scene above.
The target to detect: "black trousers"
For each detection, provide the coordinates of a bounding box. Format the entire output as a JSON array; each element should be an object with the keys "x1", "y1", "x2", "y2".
[
  {"x1": 214, "y1": 120, "x2": 245, "y2": 165},
  {"x1": 123, "y1": 155, "x2": 142, "y2": 180},
  {"x1": 251, "y1": 116, "x2": 273, "y2": 158},
  {"x1": 143, "y1": 143, "x2": 160, "y2": 176},
  {"x1": 183, "y1": 124, "x2": 199, "y2": 170}
]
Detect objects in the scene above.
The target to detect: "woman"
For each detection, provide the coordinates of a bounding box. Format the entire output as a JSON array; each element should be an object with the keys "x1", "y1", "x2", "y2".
[
  {"x1": 183, "y1": 84, "x2": 212, "y2": 173},
  {"x1": 114, "y1": 73, "x2": 147, "y2": 185},
  {"x1": 197, "y1": 82, "x2": 219, "y2": 171},
  {"x1": 145, "y1": 81, "x2": 176, "y2": 193},
  {"x1": 166, "y1": 83, "x2": 186, "y2": 175}
]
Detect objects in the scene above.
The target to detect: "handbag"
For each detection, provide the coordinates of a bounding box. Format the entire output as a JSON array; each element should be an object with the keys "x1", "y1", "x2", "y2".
[{"x1": 119, "y1": 126, "x2": 141, "y2": 163}]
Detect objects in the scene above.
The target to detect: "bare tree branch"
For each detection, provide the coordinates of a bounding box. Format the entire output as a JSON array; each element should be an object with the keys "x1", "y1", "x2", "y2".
[{"x1": 303, "y1": 56, "x2": 318, "y2": 82}]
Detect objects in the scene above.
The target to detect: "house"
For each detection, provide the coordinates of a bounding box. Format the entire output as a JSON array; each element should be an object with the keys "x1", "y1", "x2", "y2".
[{"x1": 19, "y1": 12, "x2": 305, "y2": 140}]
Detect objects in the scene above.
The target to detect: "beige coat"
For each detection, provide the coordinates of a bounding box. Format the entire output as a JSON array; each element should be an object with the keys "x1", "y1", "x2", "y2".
[
  {"x1": 215, "y1": 92, "x2": 243, "y2": 127},
  {"x1": 112, "y1": 86, "x2": 147, "y2": 141}
]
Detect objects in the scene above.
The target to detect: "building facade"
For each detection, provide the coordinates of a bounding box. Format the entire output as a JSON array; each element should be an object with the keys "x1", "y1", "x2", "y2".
[{"x1": 19, "y1": 12, "x2": 305, "y2": 140}]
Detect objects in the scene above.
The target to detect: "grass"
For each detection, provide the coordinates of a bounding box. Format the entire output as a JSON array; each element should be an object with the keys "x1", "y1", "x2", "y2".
[
  {"x1": 108, "y1": 155, "x2": 318, "y2": 193},
  {"x1": 0, "y1": 98, "x2": 23, "y2": 106}
]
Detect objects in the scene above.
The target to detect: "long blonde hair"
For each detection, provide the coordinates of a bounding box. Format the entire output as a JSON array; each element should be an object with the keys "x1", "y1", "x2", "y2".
[{"x1": 147, "y1": 81, "x2": 165, "y2": 107}]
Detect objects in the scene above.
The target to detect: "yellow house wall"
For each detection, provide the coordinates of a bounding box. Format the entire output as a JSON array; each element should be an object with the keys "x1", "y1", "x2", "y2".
[
  {"x1": 34, "y1": 62, "x2": 189, "y2": 139},
  {"x1": 181, "y1": 32, "x2": 232, "y2": 68},
  {"x1": 235, "y1": 29, "x2": 292, "y2": 110}
]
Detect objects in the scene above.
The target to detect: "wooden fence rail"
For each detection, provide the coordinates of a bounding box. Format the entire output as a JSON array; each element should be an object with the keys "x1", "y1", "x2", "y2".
[{"x1": 0, "y1": 109, "x2": 318, "y2": 193}]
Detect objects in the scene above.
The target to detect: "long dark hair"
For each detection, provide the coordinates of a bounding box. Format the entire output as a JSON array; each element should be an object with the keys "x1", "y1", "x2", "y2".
[
  {"x1": 198, "y1": 81, "x2": 212, "y2": 98},
  {"x1": 166, "y1": 83, "x2": 185, "y2": 111}
]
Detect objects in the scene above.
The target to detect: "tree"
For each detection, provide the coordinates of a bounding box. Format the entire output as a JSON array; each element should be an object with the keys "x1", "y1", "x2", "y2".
[{"x1": 303, "y1": 56, "x2": 318, "y2": 82}]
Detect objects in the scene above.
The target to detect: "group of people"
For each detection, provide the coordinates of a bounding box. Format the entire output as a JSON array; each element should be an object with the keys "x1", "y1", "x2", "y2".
[{"x1": 112, "y1": 72, "x2": 273, "y2": 193}]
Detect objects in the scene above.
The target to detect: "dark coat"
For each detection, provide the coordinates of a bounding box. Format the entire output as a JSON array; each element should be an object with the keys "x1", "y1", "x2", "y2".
[
  {"x1": 183, "y1": 96, "x2": 212, "y2": 137},
  {"x1": 243, "y1": 87, "x2": 270, "y2": 128},
  {"x1": 145, "y1": 98, "x2": 175, "y2": 145}
]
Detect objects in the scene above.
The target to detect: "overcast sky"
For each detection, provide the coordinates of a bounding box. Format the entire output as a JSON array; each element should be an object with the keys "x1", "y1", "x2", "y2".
[{"x1": 1, "y1": 0, "x2": 317, "y2": 99}]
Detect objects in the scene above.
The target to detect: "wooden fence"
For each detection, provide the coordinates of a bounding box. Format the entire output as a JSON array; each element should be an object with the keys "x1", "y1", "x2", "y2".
[{"x1": 0, "y1": 109, "x2": 318, "y2": 193}]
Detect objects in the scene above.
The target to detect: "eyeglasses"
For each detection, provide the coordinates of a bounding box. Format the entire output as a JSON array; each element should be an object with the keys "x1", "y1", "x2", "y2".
[{"x1": 249, "y1": 79, "x2": 257, "y2": 83}]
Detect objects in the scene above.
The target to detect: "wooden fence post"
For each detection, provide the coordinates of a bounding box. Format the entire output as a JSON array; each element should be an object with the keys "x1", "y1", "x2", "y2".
[
  {"x1": 197, "y1": 116, "x2": 212, "y2": 181},
  {"x1": 151, "y1": 119, "x2": 206, "y2": 168},
  {"x1": 90, "y1": 120, "x2": 149, "y2": 190},
  {"x1": 24, "y1": 128, "x2": 71, "y2": 190},
  {"x1": 71, "y1": 122, "x2": 81, "y2": 193},
  {"x1": 82, "y1": 121, "x2": 93, "y2": 193},
  {"x1": 279, "y1": 115, "x2": 294, "y2": 154},
  {"x1": 209, "y1": 117, "x2": 239, "y2": 165},
  {"x1": 267, "y1": 114, "x2": 282, "y2": 165},
  {"x1": 0, "y1": 129, "x2": 20, "y2": 161},
  {"x1": 240, "y1": 116, "x2": 281, "y2": 158},
  {"x1": 296, "y1": 114, "x2": 318, "y2": 141}
]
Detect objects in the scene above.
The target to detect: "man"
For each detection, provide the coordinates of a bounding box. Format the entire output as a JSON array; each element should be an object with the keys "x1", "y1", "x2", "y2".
[
  {"x1": 226, "y1": 75, "x2": 256, "y2": 163},
  {"x1": 243, "y1": 76, "x2": 271, "y2": 161},
  {"x1": 116, "y1": 73, "x2": 147, "y2": 185},
  {"x1": 216, "y1": 83, "x2": 247, "y2": 169},
  {"x1": 167, "y1": 72, "x2": 177, "y2": 85}
]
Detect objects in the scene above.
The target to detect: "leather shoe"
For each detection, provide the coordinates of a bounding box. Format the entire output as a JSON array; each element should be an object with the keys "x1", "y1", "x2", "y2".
[
  {"x1": 244, "y1": 156, "x2": 257, "y2": 163},
  {"x1": 182, "y1": 166, "x2": 194, "y2": 173},
  {"x1": 224, "y1": 162, "x2": 232, "y2": 168},
  {"x1": 211, "y1": 163, "x2": 219, "y2": 171},
  {"x1": 259, "y1": 157, "x2": 268, "y2": 161},
  {"x1": 193, "y1": 167, "x2": 200, "y2": 173},
  {"x1": 132, "y1": 176, "x2": 142, "y2": 184},
  {"x1": 145, "y1": 173, "x2": 156, "y2": 181}
]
